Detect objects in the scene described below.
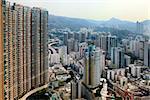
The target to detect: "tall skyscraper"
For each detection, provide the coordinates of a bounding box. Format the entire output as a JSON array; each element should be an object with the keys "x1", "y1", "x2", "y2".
[
  {"x1": 136, "y1": 21, "x2": 144, "y2": 34},
  {"x1": 14, "y1": 4, "x2": 24, "y2": 98},
  {"x1": 23, "y1": 6, "x2": 32, "y2": 94},
  {"x1": 0, "y1": 0, "x2": 48, "y2": 99},
  {"x1": 74, "y1": 32, "x2": 81, "y2": 42},
  {"x1": 67, "y1": 38, "x2": 74, "y2": 54},
  {"x1": 79, "y1": 42, "x2": 87, "y2": 58},
  {"x1": 2, "y1": 1, "x2": 15, "y2": 99},
  {"x1": 84, "y1": 44, "x2": 105, "y2": 87},
  {"x1": 63, "y1": 32, "x2": 68, "y2": 45},
  {"x1": 100, "y1": 35, "x2": 107, "y2": 51},
  {"x1": 31, "y1": 7, "x2": 41, "y2": 89},
  {"x1": 0, "y1": 0, "x2": 4, "y2": 100},
  {"x1": 124, "y1": 55, "x2": 131, "y2": 67},
  {"x1": 107, "y1": 35, "x2": 117, "y2": 57},
  {"x1": 111, "y1": 47, "x2": 125, "y2": 68},
  {"x1": 68, "y1": 32, "x2": 74, "y2": 39},
  {"x1": 58, "y1": 46, "x2": 68, "y2": 65},
  {"x1": 134, "y1": 37, "x2": 144, "y2": 59},
  {"x1": 81, "y1": 32, "x2": 86, "y2": 43},
  {"x1": 144, "y1": 42, "x2": 150, "y2": 67},
  {"x1": 129, "y1": 36, "x2": 145, "y2": 59},
  {"x1": 73, "y1": 40, "x2": 79, "y2": 52},
  {"x1": 41, "y1": 9, "x2": 49, "y2": 86},
  {"x1": 71, "y1": 80, "x2": 82, "y2": 99},
  {"x1": 96, "y1": 34, "x2": 117, "y2": 58},
  {"x1": 31, "y1": 7, "x2": 48, "y2": 89}
]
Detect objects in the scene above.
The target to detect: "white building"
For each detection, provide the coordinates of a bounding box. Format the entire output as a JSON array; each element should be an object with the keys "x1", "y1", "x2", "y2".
[
  {"x1": 124, "y1": 55, "x2": 131, "y2": 67},
  {"x1": 79, "y1": 42, "x2": 87, "y2": 58},
  {"x1": 129, "y1": 64, "x2": 142, "y2": 78},
  {"x1": 48, "y1": 46, "x2": 60, "y2": 66},
  {"x1": 58, "y1": 46, "x2": 68, "y2": 65},
  {"x1": 84, "y1": 45, "x2": 105, "y2": 87},
  {"x1": 111, "y1": 47, "x2": 125, "y2": 68},
  {"x1": 107, "y1": 68, "x2": 126, "y2": 81},
  {"x1": 129, "y1": 36, "x2": 145, "y2": 59},
  {"x1": 144, "y1": 42, "x2": 150, "y2": 67}
]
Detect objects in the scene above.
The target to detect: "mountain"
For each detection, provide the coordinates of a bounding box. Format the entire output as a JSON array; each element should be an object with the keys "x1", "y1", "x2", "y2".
[
  {"x1": 97, "y1": 17, "x2": 136, "y2": 32},
  {"x1": 48, "y1": 15, "x2": 150, "y2": 33},
  {"x1": 48, "y1": 15, "x2": 96, "y2": 31}
]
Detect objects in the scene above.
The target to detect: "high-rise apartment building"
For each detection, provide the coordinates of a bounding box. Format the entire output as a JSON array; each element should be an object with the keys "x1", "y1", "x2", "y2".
[
  {"x1": 58, "y1": 46, "x2": 68, "y2": 65},
  {"x1": 71, "y1": 80, "x2": 82, "y2": 99},
  {"x1": 68, "y1": 32, "x2": 74, "y2": 39},
  {"x1": 63, "y1": 32, "x2": 68, "y2": 45},
  {"x1": 81, "y1": 32, "x2": 86, "y2": 43},
  {"x1": 107, "y1": 35, "x2": 117, "y2": 57},
  {"x1": 79, "y1": 42, "x2": 87, "y2": 58},
  {"x1": 96, "y1": 34, "x2": 117, "y2": 58},
  {"x1": 31, "y1": 7, "x2": 41, "y2": 89},
  {"x1": 31, "y1": 7, "x2": 48, "y2": 90},
  {"x1": 136, "y1": 21, "x2": 144, "y2": 34},
  {"x1": 41, "y1": 9, "x2": 49, "y2": 86},
  {"x1": 144, "y1": 42, "x2": 150, "y2": 67},
  {"x1": 67, "y1": 38, "x2": 74, "y2": 54},
  {"x1": 0, "y1": 0, "x2": 48, "y2": 99},
  {"x1": 12, "y1": 5, "x2": 18, "y2": 99},
  {"x1": 84, "y1": 44, "x2": 105, "y2": 87},
  {"x1": 74, "y1": 32, "x2": 81, "y2": 42},
  {"x1": 23, "y1": 6, "x2": 32, "y2": 93},
  {"x1": 129, "y1": 36, "x2": 145, "y2": 60},
  {"x1": 0, "y1": 0, "x2": 4, "y2": 100},
  {"x1": 111, "y1": 47, "x2": 125, "y2": 68}
]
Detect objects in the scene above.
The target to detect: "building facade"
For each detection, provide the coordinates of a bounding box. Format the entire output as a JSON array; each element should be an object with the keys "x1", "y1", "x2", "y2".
[
  {"x1": 0, "y1": 0, "x2": 49, "y2": 100},
  {"x1": 111, "y1": 47, "x2": 125, "y2": 68},
  {"x1": 144, "y1": 42, "x2": 150, "y2": 67},
  {"x1": 136, "y1": 21, "x2": 144, "y2": 34},
  {"x1": 0, "y1": 0, "x2": 5, "y2": 100},
  {"x1": 84, "y1": 44, "x2": 105, "y2": 87}
]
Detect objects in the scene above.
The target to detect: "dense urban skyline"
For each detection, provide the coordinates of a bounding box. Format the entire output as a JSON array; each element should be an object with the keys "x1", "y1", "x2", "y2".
[
  {"x1": 8, "y1": 0, "x2": 150, "y2": 22},
  {"x1": 0, "y1": 0, "x2": 150, "y2": 100}
]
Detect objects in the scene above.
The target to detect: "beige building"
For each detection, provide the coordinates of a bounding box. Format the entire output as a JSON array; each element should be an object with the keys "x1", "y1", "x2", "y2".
[
  {"x1": 0, "y1": 0, "x2": 49, "y2": 100},
  {"x1": 0, "y1": 0, "x2": 4, "y2": 100}
]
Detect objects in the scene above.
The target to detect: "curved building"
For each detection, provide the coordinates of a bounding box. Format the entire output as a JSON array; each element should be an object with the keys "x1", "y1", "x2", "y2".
[{"x1": 0, "y1": 0, "x2": 49, "y2": 99}]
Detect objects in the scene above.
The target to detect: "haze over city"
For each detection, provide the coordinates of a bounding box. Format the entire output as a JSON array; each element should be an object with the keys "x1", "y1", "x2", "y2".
[
  {"x1": 0, "y1": 0, "x2": 150, "y2": 100},
  {"x1": 8, "y1": 0, "x2": 150, "y2": 21}
]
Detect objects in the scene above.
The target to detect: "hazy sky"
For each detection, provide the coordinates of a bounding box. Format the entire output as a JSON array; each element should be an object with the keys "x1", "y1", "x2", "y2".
[{"x1": 8, "y1": 0, "x2": 150, "y2": 22}]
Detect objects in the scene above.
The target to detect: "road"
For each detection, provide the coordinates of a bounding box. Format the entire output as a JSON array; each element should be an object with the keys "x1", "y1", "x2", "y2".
[{"x1": 19, "y1": 84, "x2": 49, "y2": 100}]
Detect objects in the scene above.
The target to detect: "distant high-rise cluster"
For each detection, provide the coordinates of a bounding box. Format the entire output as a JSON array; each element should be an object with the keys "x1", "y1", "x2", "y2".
[
  {"x1": 136, "y1": 21, "x2": 144, "y2": 34},
  {"x1": 0, "y1": 0, "x2": 48, "y2": 100},
  {"x1": 125, "y1": 36, "x2": 150, "y2": 66},
  {"x1": 95, "y1": 34, "x2": 117, "y2": 58},
  {"x1": 49, "y1": 26, "x2": 150, "y2": 99}
]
